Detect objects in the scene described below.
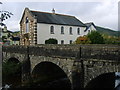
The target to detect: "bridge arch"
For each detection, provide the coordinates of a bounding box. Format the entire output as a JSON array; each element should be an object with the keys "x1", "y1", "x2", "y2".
[
  {"x1": 31, "y1": 61, "x2": 71, "y2": 89},
  {"x1": 85, "y1": 72, "x2": 117, "y2": 89}
]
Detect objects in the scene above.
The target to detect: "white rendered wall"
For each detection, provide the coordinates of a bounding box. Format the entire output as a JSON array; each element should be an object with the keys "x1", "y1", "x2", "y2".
[
  {"x1": 37, "y1": 23, "x2": 86, "y2": 44},
  {"x1": 84, "y1": 25, "x2": 96, "y2": 35}
]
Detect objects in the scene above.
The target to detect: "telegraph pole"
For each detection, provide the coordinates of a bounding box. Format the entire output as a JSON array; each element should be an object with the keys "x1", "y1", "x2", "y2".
[
  {"x1": 0, "y1": 2, "x2": 2, "y2": 89},
  {"x1": 0, "y1": 2, "x2": 2, "y2": 43}
]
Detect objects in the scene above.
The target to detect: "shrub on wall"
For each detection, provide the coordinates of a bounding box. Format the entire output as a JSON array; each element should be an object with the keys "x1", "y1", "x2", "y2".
[
  {"x1": 45, "y1": 38, "x2": 58, "y2": 44},
  {"x1": 75, "y1": 35, "x2": 91, "y2": 44}
]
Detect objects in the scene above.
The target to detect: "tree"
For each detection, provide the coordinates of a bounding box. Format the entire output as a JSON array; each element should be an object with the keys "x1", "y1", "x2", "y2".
[
  {"x1": 2, "y1": 61, "x2": 22, "y2": 86},
  {"x1": 102, "y1": 34, "x2": 120, "y2": 44},
  {"x1": 0, "y1": 3, "x2": 13, "y2": 42},
  {"x1": 0, "y1": 11, "x2": 13, "y2": 22},
  {"x1": 87, "y1": 31, "x2": 105, "y2": 44},
  {"x1": 45, "y1": 38, "x2": 58, "y2": 44}
]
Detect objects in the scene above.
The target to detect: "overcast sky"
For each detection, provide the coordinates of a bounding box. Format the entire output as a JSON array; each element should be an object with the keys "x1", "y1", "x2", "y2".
[{"x1": 0, "y1": 0, "x2": 119, "y2": 31}]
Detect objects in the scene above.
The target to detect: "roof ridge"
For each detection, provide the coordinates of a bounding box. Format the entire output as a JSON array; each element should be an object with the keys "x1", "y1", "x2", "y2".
[
  {"x1": 30, "y1": 10, "x2": 75, "y2": 17},
  {"x1": 85, "y1": 22, "x2": 94, "y2": 24}
]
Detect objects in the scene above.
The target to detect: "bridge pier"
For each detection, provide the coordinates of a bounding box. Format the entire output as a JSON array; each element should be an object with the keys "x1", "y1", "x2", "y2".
[{"x1": 21, "y1": 54, "x2": 31, "y2": 87}]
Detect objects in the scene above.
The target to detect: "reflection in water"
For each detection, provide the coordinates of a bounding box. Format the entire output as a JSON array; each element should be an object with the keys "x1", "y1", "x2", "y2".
[
  {"x1": 2, "y1": 78, "x2": 71, "y2": 90},
  {"x1": 2, "y1": 71, "x2": 120, "y2": 89},
  {"x1": 32, "y1": 78, "x2": 71, "y2": 89}
]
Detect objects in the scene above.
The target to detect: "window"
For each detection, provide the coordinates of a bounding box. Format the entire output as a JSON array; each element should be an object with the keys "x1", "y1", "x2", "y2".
[
  {"x1": 77, "y1": 28, "x2": 80, "y2": 35},
  {"x1": 70, "y1": 40, "x2": 72, "y2": 44},
  {"x1": 88, "y1": 30, "x2": 90, "y2": 33},
  {"x1": 50, "y1": 26, "x2": 54, "y2": 34},
  {"x1": 69, "y1": 27, "x2": 72, "y2": 35},
  {"x1": 61, "y1": 26, "x2": 64, "y2": 34},
  {"x1": 26, "y1": 17, "x2": 29, "y2": 33},
  {"x1": 61, "y1": 40, "x2": 64, "y2": 44}
]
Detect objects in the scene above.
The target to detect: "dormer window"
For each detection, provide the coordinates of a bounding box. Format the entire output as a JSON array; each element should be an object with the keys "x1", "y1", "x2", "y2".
[
  {"x1": 50, "y1": 26, "x2": 54, "y2": 34},
  {"x1": 26, "y1": 17, "x2": 29, "y2": 33}
]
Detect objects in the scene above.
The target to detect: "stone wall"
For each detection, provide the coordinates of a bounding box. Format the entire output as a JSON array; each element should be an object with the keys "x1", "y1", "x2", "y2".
[
  {"x1": 3, "y1": 44, "x2": 120, "y2": 60},
  {"x1": 2, "y1": 45, "x2": 28, "y2": 54},
  {"x1": 80, "y1": 44, "x2": 120, "y2": 61}
]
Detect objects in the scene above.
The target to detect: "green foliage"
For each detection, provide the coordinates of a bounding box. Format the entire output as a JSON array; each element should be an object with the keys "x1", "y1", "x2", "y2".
[
  {"x1": 2, "y1": 61, "x2": 21, "y2": 78},
  {"x1": 2, "y1": 36, "x2": 7, "y2": 43},
  {"x1": 1, "y1": 11, "x2": 13, "y2": 22},
  {"x1": 45, "y1": 38, "x2": 58, "y2": 44},
  {"x1": 87, "y1": 31, "x2": 105, "y2": 44},
  {"x1": 75, "y1": 31, "x2": 120, "y2": 44},
  {"x1": 102, "y1": 34, "x2": 120, "y2": 44},
  {"x1": 96, "y1": 26, "x2": 120, "y2": 37},
  {"x1": 2, "y1": 61, "x2": 22, "y2": 87}
]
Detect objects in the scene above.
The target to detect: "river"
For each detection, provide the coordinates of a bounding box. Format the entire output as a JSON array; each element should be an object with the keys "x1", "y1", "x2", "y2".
[{"x1": 2, "y1": 72, "x2": 120, "y2": 90}]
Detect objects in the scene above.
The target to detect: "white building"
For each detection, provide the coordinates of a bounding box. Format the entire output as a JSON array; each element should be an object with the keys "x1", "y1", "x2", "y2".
[
  {"x1": 84, "y1": 22, "x2": 96, "y2": 35},
  {"x1": 20, "y1": 8, "x2": 96, "y2": 45}
]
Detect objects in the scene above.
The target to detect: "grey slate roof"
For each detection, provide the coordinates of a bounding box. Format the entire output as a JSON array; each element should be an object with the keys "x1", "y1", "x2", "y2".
[
  {"x1": 84, "y1": 22, "x2": 96, "y2": 32},
  {"x1": 30, "y1": 10, "x2": 86, "y2": 27}
]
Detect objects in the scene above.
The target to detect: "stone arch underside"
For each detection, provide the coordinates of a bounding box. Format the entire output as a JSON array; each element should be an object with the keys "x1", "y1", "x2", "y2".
[
  {"x1": 31, "y1": 61, "x2": 71, "y2": 89},
  {"x1": 85, "y1": 72, "x2": 116, "y2": 88},
  {"x1": 7, "y1": 57, "x2": 20, "y2": 63},
  {"x1": 30, "y1": 55, "x2": 75, "y2": 88},
  {"x1": 30, "y1": 55, "x2": 75, "y2": 80}
]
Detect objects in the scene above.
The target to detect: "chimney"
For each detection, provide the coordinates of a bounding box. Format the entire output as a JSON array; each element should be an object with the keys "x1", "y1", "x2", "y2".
[{"x1": 52, "y1": 8, "x2": 55, "y2": 14}]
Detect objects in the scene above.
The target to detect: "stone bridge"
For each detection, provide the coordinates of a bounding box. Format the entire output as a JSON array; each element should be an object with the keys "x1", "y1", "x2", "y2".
[{"x1": 2, "y1": 44, "x2": 120, "y2": 89}]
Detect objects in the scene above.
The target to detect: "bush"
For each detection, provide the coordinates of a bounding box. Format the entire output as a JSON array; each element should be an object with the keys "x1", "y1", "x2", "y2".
[
  {"x1": 2, "y1": 61, "x2": 21, "y2": 79},
  {"x1": 87, "y1": 31, "x2": 105, "y2": 44},
  {"x1": 102, "y1": 34, "x2": 120, "y2": 44},
  {"x1": 2, "y1": 61, "x2": 22, "y2": 87},
  {"x1": 45, "y1": 38, "x2": 58, "y2": 44},
  {"x1": 75, "y1": 36, "x2": 91, "y2": 44}
]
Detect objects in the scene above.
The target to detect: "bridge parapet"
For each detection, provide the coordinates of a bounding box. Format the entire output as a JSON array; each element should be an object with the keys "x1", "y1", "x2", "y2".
[
  {"x1": 2, "y1": 44, "x2": 120, "y2": 61},
  {"x1": 2, "y1": 45, "x2": 28, "y2": 54},
  {"x1": 80, "y1": 44, "x2": 120, "y2": 61},
  {"x1": 28, "y1": 44, "x2": 81, "y2": 58}
]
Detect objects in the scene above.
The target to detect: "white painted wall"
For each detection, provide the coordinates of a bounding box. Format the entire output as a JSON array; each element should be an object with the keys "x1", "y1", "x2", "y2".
[
  {"x1": 37, "y1": 23, "x2": 86, "y2": 44},
  {"x1": 84, "y1": 25, "x2": 96, "y2": 35}
]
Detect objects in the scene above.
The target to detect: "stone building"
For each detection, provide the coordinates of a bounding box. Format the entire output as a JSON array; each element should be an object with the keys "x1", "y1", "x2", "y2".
[
  {"x1": 0, "y1": 25, "x2": 20, "y2": 45},
  {"x1": 20, "y1": 8, "x2": 96, "y2": 45}
]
